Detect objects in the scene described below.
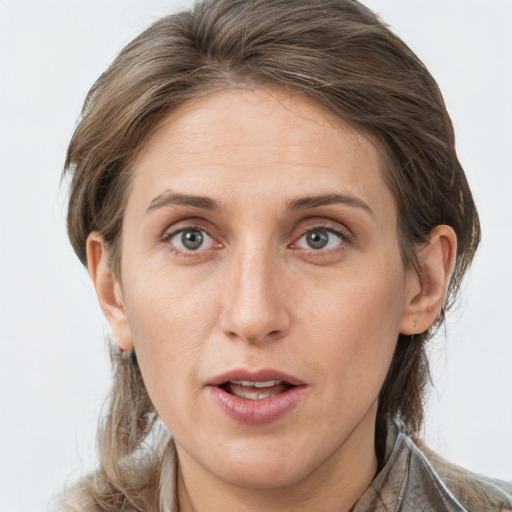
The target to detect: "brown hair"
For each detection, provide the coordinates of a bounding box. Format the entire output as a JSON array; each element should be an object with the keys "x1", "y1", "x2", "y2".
[{"x1": 63, "y1": 0, "x2": 480, "y2": 509}]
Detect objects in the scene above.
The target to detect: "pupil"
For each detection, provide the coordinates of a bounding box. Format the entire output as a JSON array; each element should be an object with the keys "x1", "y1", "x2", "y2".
[
  {"x1": 182, "y1": 230, "x2": 203, "y2": 250},
  {"x1": 307, "y1": 230, "x2": 328, "y2": 249}
]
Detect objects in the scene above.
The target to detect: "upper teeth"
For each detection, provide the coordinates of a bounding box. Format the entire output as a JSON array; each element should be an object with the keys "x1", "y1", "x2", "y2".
[{"x1": 230, "y1": 380, "x2": 282, "y2": 388}]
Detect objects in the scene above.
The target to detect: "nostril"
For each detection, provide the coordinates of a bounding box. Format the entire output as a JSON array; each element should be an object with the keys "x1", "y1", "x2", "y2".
[{"x1": 220, "y1": 304, "x2": 290, "y2": 344}]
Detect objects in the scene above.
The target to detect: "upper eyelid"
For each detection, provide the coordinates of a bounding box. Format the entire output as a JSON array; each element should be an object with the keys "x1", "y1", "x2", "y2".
[
  {"x1": 164, "y1": 225, "x2": 211, "y2": 238},
  {"x1": 161, "y1": 218, "x2": 217, "y2": 238},
  {"x1": 298, "y1": 226, "x2": 345, "y2": 238},
  {"x1": 297, "y1": 223, "x2": 347, "y2": 235},
  {"x1": 295, "y1": 220, "x2": 353, "y2": 240}
]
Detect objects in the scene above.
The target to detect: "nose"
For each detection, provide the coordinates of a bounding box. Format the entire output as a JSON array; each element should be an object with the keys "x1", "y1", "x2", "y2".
[{"x1": 219, "y1": 243, "x2": 291, "y2": 345}]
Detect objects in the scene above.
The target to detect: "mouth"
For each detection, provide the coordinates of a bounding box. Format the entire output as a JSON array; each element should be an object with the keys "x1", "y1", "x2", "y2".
[
  {"x1": 220, "y1": 379, "x2": 295, "y2": 400},
  {"x1": 207, "y1": 369, "x2": 307, "y2": 425}
]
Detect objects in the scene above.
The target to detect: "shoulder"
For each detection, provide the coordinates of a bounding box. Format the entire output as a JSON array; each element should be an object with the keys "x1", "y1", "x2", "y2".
[
  {"x1": 48, "y1": 468, "x2": 155, "y2": 512},
  {"x1": 415, "y1": 437, "x2": 512, "y2": 512},
  {"x1": 48, "y1": 439, "x2": 178, "y2": 512},
  {"x1": 47, "y1": 478, "x2": 99, "y2": 512}
]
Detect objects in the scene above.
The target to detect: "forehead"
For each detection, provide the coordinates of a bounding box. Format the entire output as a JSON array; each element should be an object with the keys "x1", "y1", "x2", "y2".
[{"x1": 128, "y1": 87, "x2": 395, "y2": 222}]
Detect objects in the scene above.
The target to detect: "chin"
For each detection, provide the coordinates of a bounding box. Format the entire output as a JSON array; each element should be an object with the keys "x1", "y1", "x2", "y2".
[
  {"x1": 216, "y1": 459, "x2": 315, "y2": 490},
  {"x1": 199, "y1": 434, "x2": 331, "y2": 490}
]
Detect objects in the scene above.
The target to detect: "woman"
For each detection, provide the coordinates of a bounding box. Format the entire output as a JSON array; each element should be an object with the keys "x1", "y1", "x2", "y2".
[{"x1": 57, "y1": 0, "x2": 511, "y2": 510}]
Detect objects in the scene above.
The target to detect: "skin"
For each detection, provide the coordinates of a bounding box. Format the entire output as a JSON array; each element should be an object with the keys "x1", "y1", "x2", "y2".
[{"x1": 88, "y1": 88, "x2": 456, "y2": 512}]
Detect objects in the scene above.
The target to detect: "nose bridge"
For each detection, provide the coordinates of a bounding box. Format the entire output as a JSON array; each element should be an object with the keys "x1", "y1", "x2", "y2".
[{"x1": 221, "y1": 238, "x2": 289, "y2": 343}]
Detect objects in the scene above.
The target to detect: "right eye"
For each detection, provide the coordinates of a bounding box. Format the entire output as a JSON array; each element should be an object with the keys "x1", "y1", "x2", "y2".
[{"x1": 166, "y1": 228, "x2": 216, "y2": 252}]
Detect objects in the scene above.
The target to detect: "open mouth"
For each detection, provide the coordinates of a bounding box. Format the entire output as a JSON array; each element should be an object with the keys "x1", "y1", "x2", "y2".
[
  {"x1": 209, "y1": 372, "x2": 307, "y2": 424},
  {"x1": 220, "y1": 380, "x2": 294, "y2": 400}
]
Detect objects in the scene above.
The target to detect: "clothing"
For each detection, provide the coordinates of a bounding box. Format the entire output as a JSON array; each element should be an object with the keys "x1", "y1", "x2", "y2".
[
  {"x1": 54, "y1": 421, "x2": 512, "y2": 511},
  {"x1": 352, "y1": 421, "x2": 512, "y2": 511}
]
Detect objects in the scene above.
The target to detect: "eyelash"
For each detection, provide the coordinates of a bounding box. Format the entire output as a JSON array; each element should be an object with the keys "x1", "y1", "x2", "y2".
[{"x1": 160, "y1": 221, "x2": 352, "y2": 257}]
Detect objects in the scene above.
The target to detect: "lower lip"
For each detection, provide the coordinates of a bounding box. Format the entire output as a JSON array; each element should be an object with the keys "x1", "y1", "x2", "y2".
[{"x1": 208, "y1": 385, "x2": 307, "y2": 425}]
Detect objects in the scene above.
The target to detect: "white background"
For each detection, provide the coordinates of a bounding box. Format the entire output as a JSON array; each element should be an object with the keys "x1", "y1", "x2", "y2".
[{"x1": 1, "y1": 1, "x2": 511, "y2": 510}]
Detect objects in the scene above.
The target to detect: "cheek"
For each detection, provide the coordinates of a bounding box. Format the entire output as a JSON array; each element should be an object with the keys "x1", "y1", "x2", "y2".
[
  {"x1": 307, "y1": 255, "x2": 406, "y2": 333},
  {"x1": 121, "y1": 268, "x2": 217, "y2": 399},
  {"x1": 302, "y1": 259, "x2": 407, "y2": 394}
]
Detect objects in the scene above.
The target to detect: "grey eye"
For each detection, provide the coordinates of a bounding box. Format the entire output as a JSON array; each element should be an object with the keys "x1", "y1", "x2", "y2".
[
  {"x1": 297, "y1": 229, "x2": 343, "y2": 250},
  {"x1": 306, "y1": 230, "x2": 329, "y2": 249},
  {"x1": 170, "y1": 228, "x2": 214, "y2": 251},
  {"x1": 182, "y1": 229, "x2": 204, "y2": 250}
]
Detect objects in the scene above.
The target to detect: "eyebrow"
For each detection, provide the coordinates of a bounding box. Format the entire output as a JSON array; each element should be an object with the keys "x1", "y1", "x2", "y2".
[
  {"x1": 146, "y1": 191, "x2": 222, "y2": 213},
  {"x1": 146, "y1": 190, "x2": 373, "y2": 217},
  {"x1": 286, "y1": 193, "x2": 374, "y2": 217}
]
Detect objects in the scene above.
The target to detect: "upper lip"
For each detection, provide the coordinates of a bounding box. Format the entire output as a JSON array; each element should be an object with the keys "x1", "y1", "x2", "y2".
[{"x1": 206, "y1": 368, "x2": 307, "y2": 387}]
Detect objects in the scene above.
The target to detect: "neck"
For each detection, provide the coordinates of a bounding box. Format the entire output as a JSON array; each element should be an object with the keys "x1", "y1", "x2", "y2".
[{"x1": 176, "y1": 403, "x2": 379, "y2": 512}]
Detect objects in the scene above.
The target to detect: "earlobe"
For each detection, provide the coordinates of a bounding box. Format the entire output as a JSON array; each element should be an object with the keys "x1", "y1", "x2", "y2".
[
  {"x1": 86, "y1": 233, "x2": 134, "y2": 351},
  {"x1": 399, "y1": 225, "x2": 457, "y2": 335}
]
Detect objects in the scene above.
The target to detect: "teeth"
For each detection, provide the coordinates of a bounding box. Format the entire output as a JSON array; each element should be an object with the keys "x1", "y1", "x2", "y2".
[
  {"x1": 224, "y1": 380, "x2": 291, "y2": 400},
  {"x1": 233, "y1": 389, "x2": 276, "y2": 400},
  {"x1": 229, "y1": 379, "x2": 282, "y2": 388}
]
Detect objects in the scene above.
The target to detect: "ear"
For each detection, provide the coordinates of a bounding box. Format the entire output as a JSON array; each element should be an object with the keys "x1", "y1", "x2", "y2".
[
  {"x1": 86, "y1": 232, "x2": 134, "y2": 351},
  {"x1": 399, "y1": 225, "x2": 457, "y2": 335}
]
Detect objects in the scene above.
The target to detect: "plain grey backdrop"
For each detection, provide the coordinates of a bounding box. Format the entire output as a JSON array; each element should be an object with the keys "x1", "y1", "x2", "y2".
[{"x1": 1, "y1": 1, "x2": 511, "y2": 510}]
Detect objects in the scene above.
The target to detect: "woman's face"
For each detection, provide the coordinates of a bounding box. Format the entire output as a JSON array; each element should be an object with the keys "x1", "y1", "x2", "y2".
[{"x1": 114, "y1": 89, "x2": 419, "y2": 490}]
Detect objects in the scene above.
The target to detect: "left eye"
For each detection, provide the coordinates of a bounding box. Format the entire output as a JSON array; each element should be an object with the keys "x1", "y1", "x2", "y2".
[
  {"x1": 168, "y1": 228, "x2": 215, "y2": 251},
  {"x1": 296, "y1": 228, "x2": 343, "y2": 250}
]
